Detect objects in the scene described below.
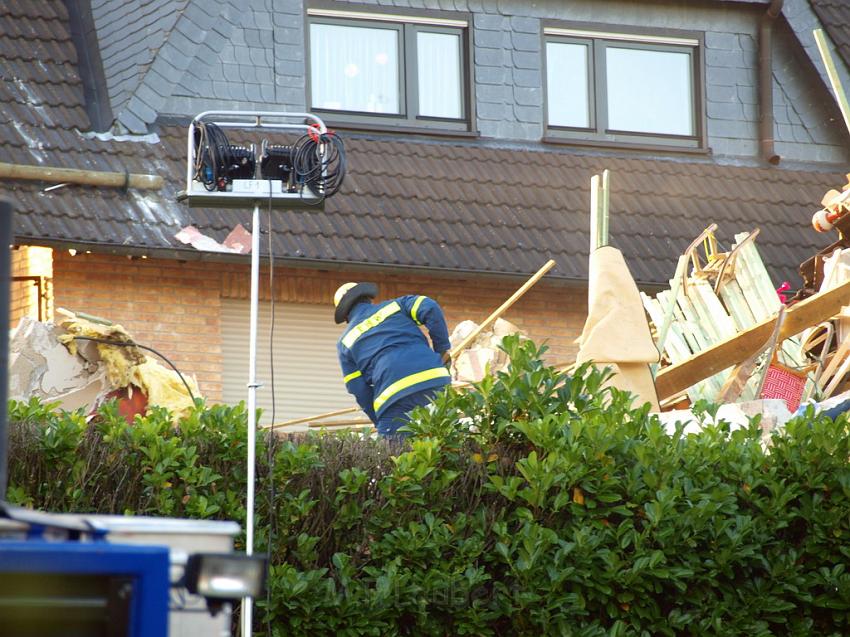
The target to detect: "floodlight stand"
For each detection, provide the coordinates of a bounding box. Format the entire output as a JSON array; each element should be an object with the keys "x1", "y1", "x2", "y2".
[
  {"x1": 175, "y1": 110, "x2": 329, "y2": 637},
  {"x1": 243, "y1": 200, "x2": 261, "y2": 637}
]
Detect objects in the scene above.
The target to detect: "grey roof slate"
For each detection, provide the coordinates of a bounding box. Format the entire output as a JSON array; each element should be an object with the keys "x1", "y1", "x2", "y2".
[{"x1": 809, "y1": 0, "x2": 850, "y2": 68}]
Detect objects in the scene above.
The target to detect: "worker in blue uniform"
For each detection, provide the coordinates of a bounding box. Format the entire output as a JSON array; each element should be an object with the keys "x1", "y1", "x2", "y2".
[{"x1": 334, "y1": 282, "x2": 452, "y2": 437}]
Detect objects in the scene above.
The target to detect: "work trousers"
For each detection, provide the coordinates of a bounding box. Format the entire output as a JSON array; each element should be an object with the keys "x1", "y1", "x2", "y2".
[{"x1": 375, "y1": 388, "x2": 440, "y2": 438}]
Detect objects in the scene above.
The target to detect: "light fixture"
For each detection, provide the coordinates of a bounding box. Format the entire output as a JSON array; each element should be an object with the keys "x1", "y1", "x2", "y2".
[{"x1": 184, "y1": 553, "x2": 267, "y2": 603}]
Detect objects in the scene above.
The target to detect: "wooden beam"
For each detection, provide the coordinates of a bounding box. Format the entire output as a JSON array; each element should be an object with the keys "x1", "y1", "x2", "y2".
[
  {"x1": 814, "y1": 29, "x2": 850, "y2": 138},
  {"x1": 655, "y1": 279, "x2": 850, "y2": 400},
  {"x1": 0, "y1": 162, "x2": 163, "y2": 190}
]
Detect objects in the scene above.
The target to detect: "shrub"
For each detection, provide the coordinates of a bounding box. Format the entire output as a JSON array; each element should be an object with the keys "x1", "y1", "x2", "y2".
[{"x1": 7, "y1": 336, "x2": 850, "y2": 636}]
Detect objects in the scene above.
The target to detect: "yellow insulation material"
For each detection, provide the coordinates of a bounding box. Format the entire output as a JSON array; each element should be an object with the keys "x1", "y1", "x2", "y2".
[
  {"x1": 57, "y1": 313, "x2": 201, "y2": 419},
  {"x1": 57, "y1": 317, "x2": 144, "y2": 386},
  {"x1": 131, "y1": 357, "x2": 199, "y2": 418}
]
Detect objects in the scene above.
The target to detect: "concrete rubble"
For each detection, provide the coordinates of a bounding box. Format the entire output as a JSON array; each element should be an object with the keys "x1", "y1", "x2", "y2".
[
  {"x1": 9, "y1": 313, "x2": 200, "y2": 420},
  {"x1": 656, "y1": 398, "x2": 793, "y2": 444},
  {"x1": 449, "y1": 318, "x2": 525, "y2": 383},
  {"x1": 10, "y1": 316, "x2": 111, "y2": 412}
]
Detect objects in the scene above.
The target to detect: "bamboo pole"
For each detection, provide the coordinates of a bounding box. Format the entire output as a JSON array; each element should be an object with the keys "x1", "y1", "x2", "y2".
[
  {"x1": 814, "y1": 29, "x2": 850, "y2": 137},
  {"x1": 600, "y1": 169, "x2": 610, "y2": 247},
  {"x1": 0, "y1": 162, "x2": 163, "y2": 190},
  {"x1": 447, "y1": 259, "x2": 556, "y2": 359},
  {"x1": 261, "y1": 406, "x2": 358, "y2": 429},
  {"x1": 267, "y1": 260, "x2": 557, "y2": 430}
]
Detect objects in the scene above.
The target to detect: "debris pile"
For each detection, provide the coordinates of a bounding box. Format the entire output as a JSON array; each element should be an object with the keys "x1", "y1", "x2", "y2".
[
  {"x1": 449, "y1": 318, "x2": 524, "y2": 383},
  {"x1": 640, "y1": 175, "x2": 850, "y2": 426},
  {"x1": 642, "y1": 227, "x2": 807, "y2": 407},
  {"x1": 9, "y1": 310, "x2": 199, "y2": 421}
]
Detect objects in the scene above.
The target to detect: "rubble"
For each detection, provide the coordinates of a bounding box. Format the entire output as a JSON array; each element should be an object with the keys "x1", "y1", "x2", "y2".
[
  {"x1": 449, "y1": 318, "x2": 524, "y2": 383},
  {"x1": 10, "y1": 317, "x2": 111, "y2": 412},
  {"x1": 655, "y1": 398, "x2": 793, "y2": 445},
  {"x1": 9, "y1": 311, "x2": 200, "y2": 421}
]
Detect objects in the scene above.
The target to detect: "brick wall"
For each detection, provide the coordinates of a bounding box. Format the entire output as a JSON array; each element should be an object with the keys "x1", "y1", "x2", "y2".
[
  {"x1": 52, "y1": 251, "x2": 225, "y2": 400},
  {"x1": 50, "y1": 251, "x2": 588, "y2": 403}
]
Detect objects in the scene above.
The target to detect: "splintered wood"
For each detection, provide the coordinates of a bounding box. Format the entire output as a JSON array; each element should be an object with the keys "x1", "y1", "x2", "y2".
[{"x1": 642, "y1": 230, "x2": 807, "y2": 405}]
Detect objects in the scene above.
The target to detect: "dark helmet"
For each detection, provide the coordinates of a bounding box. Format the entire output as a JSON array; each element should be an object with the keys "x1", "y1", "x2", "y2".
[{"x1": 333, "y1": 281, "x2": 378, "y2": 324}]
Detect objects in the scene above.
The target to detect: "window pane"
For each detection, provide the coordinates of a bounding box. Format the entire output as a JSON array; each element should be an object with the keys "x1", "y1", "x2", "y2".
[
  {"x1": 417, "y1": 31, "x2": 462, "y2": 119},
  {"x1": 310, "y1": 23, "x2": 399, "y2": 114},
  {"x1": 546, "y1": 41, "x2": 590, "y2": 128},
  {"x1": 606, "y1": 47, "x2": 693, "y2": 135}
]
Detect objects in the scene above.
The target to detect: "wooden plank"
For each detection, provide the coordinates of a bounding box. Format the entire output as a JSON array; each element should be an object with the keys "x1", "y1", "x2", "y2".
[
  {"x1": 716, "y1": 308, "x2": 784, "y2": 404},
  {"x1": 675, "y1": 288, "x2": 712, "y2": 352},
  {"x1": 655, "y1": 278, "x2": 850, "y2": 400},
  {"x1": 733, "y1": 233, "x2": 780, "y2": 322},
  {"x1": 688, "y1": 279, "x2": 740, "y2": 399},
  {"x1": 690, "y1": 278, "x2": 737, "y2": 340},
  {"x1": 590, "y1": 174, "x2": 601, "y2": 252},
  {"x1": 651, "y1": 254, "x2": 689, "y2": 367},
  {"x1": 642, "y1": 291, "x2": 690, "y2": 363},
  {"x1": 718, "y1": 279, "x2": 756, "y2": 331},
  {"x1": 814, "y1": 28, "x2": 850, "y2": 137},
  {"x1": 732, "y1": 233, "x2": 806, "y2": 367}
]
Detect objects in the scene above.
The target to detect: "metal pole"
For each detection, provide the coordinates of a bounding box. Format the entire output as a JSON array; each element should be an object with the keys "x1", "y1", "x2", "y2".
[
  {"x1": 241, "y1": 201, "x2": 261, "y2": 636},
  {"x1": 0, "y1": 200, "x2": 10, "y2": 499}
]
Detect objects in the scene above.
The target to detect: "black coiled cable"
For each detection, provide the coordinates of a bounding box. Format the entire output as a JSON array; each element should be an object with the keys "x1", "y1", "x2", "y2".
[
  {"x1": 291, "y1": 130, "x2": 347, "y2": 199},
  {"x1": 193, "y1": 122, "x2": 254, "y2": 191}
]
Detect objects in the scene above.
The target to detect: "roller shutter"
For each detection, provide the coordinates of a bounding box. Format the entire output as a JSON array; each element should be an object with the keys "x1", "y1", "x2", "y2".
[{"x1": 221, "y1": 299, "x2": 362, "y2": 425}]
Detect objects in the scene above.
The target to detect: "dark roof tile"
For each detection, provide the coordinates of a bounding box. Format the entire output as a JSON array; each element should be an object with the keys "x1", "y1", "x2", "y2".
[{"x1": 810, "y1": 0, "x2": 850, "y2": 68}]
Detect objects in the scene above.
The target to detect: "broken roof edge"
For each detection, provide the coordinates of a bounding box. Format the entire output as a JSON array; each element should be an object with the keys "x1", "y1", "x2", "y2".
[{"x1": 13, "y1": 236, "x2": 593, "y2": 288}]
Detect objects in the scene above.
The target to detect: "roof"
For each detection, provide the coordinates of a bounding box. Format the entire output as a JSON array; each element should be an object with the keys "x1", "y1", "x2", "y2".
[
  {"x1": 810, "y1": 0, "x2": 850, "y2": 68},
  {"x1": 0, "y1": 0, "x2": 846, "y2": 288}
]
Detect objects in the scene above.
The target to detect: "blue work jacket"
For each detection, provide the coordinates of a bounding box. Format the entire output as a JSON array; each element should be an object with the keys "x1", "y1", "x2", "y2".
[{"x1": 337, "y1": 295, "x2": 452, "y2": 422}]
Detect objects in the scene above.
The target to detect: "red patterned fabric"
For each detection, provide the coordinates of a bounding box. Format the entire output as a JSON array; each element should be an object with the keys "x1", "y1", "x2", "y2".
[{"x1": 760, "y1": 365, "x2": 806, "y2": 412}]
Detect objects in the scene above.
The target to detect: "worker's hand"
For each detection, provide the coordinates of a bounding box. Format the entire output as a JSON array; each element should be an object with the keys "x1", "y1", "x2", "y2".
[{"x1": 441, "y1": 351, "x2": 452, "y2": 369}]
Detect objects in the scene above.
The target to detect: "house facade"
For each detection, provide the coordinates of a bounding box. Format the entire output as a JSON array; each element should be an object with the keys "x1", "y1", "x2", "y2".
[{"x1": 2, "y1": 0, "x2": 848, "y2": 423}]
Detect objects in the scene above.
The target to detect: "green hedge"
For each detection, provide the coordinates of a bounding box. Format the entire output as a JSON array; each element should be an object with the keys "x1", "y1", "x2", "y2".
[{"x1": 7, "y1": 336, "x2": 850, "y2": 636}]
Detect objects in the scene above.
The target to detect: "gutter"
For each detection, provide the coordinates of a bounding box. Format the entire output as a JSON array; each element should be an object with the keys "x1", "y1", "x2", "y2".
[
  {"x1": 759, "y1": 0, "x2": 784, "y2": 165},
  {"x1": 15, "y1": 236, "x2": 595, "y2": 288}
]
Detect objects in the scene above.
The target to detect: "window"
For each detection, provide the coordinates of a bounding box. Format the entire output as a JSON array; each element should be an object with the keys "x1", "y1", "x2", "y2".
[
  {"x1": 544, "y1": 25, "x2": 705, "y2": 149},
  {"x1": 307, "y1": 7, "x2": 471, "y2": 131}
]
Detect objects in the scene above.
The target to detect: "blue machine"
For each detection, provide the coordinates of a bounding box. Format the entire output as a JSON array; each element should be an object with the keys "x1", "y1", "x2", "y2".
[{"x1": 0, "y1": 504, "x2": 170, "y2": 637}]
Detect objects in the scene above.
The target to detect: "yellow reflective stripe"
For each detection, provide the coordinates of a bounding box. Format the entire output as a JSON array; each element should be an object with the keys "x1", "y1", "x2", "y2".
[
  {"x1": 344, "y1": 370, "x2": 362, "y2": 384},
  {"x1": 341, "y1": 302, "x2": 401, "y2": 349},
  {"x1": 373, "y1": 366, "x2": 450, "y2": 412},
  {"x1": 410, "y1": 295, "x2": 426, "y2": 325}
]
